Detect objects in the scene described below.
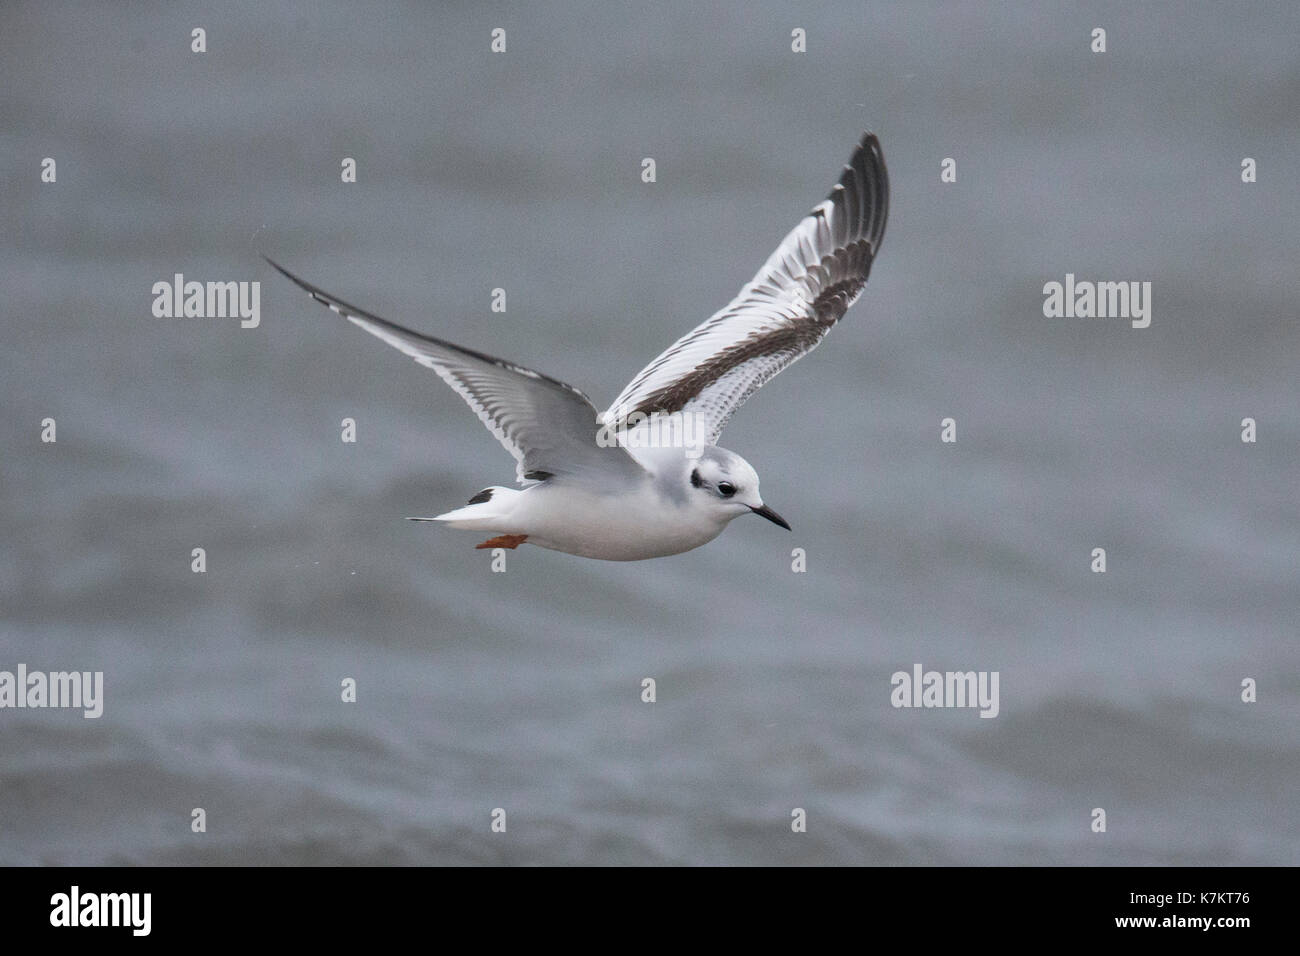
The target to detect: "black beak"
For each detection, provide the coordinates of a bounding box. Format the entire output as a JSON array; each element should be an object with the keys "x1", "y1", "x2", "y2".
[{"x1": 750, "y1": 503, "x2": 791, "y2": 531}]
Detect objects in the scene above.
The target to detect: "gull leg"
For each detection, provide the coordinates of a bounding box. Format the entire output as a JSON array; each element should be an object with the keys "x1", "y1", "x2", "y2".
[{"x1": 475, "y1": 534, "x2": 528, "y2": 550}]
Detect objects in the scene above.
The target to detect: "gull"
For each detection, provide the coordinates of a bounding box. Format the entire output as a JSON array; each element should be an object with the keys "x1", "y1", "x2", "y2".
[{"x1": 266, "y1": 131, "x2": 888, "y2": 561}]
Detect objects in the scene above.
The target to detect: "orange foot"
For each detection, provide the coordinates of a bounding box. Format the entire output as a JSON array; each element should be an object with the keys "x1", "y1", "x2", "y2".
[{"x1": 476, "y1": 534, "x2": 528, "y2": 550}]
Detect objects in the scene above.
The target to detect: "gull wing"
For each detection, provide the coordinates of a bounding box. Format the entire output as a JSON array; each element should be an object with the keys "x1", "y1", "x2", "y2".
[
  {"x1": 266, "y1": 258, "x2": 644, "y2": 484},
  {"x1": 603, "y1": 132, "x2": 888, "y2": 445}
]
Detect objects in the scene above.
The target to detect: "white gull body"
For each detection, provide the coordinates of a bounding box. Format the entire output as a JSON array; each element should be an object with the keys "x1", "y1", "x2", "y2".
[{"x1": 432, "y1": 446, "x2": 763, "y2": 561}]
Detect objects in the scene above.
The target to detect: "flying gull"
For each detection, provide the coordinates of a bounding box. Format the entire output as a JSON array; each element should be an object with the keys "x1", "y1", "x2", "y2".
[{"x1": 266, "y1": 131, "x2": 888, "y2": 560}]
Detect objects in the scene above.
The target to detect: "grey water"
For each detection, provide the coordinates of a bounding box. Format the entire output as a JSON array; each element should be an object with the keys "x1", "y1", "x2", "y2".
[{"x1": 1, "y1": 1, "x2": 1297, "y2": 864}]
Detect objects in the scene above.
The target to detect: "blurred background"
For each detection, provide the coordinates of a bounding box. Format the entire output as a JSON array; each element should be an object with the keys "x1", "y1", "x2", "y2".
[{"x1": 1, "y1": 0, "x2": 1296, "y2": 864}]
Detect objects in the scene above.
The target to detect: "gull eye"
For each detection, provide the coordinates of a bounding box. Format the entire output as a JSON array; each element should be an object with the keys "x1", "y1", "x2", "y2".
[{"x1": 717, "y1": 481, "x2": 736, "y2": 498}]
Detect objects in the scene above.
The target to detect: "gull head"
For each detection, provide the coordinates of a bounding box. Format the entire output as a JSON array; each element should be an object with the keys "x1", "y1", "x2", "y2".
[{"x1": 687, "y1": 447, "x2": 790, "y2": 531}]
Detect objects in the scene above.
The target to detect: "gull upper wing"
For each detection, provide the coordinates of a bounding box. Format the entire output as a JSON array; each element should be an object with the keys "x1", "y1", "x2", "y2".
[
  {"x1": 602, "y1": 131, "x2": 888, "y2": 445},
  {"x1": 265, "y1": 258, "x2": 645, "y2": 485}
]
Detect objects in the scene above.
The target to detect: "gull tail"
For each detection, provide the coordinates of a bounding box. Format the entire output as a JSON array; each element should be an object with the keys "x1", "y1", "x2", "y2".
[{"x1": 409, "y1": 485, "x2": 522, "y2": 530}]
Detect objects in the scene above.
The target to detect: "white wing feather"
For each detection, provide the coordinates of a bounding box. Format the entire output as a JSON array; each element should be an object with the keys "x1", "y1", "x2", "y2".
[{"x1": 603, "y1": 132, "x2": 888, "y2": 445}]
